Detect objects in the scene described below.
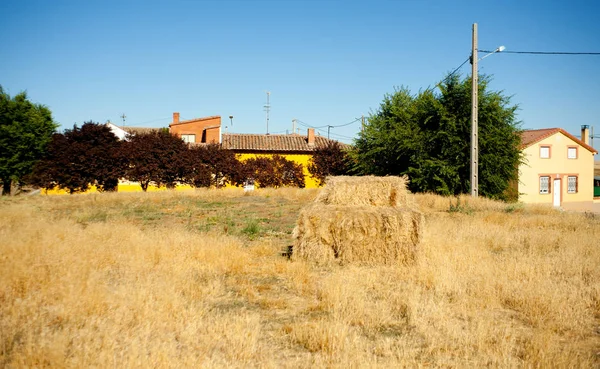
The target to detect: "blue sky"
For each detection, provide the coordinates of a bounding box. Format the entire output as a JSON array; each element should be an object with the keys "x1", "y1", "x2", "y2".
[{"x1": 1, "y1": 0, "x2": 599, "y2": 148}]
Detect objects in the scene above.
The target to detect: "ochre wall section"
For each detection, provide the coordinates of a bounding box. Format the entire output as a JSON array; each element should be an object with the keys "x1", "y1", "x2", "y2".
[
  {"x1": 518, "y1": 132, "x2": 595, "y2": 207},
  {"x1": 236, "y1": 152, "x2": 319, "y2": 188}
]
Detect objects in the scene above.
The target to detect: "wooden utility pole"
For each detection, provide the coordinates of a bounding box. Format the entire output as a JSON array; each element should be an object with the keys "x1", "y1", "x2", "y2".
[
  {"x1": 361, "y1": 115, "x2": 365, "y2": 132},
  {"x1": 471, "y1": 23, "x2": 479, "y2": 197}
]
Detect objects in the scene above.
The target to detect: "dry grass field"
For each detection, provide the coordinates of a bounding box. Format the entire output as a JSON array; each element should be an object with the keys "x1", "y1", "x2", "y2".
[{"x1": 1, "y1": 188, "x2": 600, "y2": 368}]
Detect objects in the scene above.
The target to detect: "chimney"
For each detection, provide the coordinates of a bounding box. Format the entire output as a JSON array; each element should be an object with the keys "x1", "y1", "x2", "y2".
[
  {"x1": 307, "y1": 128, "x2": 315, "y2": 146},
  {"x1": 581, "y1": 125, "x2": 590, "y2": 145},
  {"x1": 173, "y1": 112, "x2": 180, "y2": 125}
]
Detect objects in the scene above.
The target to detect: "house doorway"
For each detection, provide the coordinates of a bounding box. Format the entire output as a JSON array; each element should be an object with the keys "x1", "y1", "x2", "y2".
[{"x1": 553, "y1": 179, "x2": 561, "y2": 207}]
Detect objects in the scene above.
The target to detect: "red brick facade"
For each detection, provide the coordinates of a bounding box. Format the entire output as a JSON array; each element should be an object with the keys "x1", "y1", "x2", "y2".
[{"x1": 169, "y1": 112, "x2": 221, "y2": 144}]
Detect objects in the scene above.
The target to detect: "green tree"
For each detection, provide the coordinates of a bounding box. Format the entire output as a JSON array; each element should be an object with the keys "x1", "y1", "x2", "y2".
[
  {"x1": 0, "y1": 86, "x2": 58, "y2": 195},
  {"x1": 352, "y1": 74, "x2": 521, "y2": 200}
]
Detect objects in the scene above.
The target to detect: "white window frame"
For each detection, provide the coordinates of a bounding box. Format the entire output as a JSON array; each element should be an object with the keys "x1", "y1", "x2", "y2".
[
  {"x1": 181, "y1": 134, "x2": 196, "y2": 143},
  {"x1": 567, "y1": 147, "x2": 577, "y2": 159},
  {"x1": 540, "y1": 176, "x2": 550, "y2": 194},
  {"x1": 567, "y1": 176, "x2": 577, "y2": 194},
  {"x1": 540, "y1": 146, "x2": 550, "y2": 159}
]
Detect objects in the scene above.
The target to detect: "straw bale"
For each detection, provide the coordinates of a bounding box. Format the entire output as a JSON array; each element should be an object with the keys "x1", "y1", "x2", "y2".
[
  {"x1": 315, "y1": 176, "x2": 412, "y2": 208},
  {"x1": 292, "y1": 204, "x2": 424, "y2": 265}
]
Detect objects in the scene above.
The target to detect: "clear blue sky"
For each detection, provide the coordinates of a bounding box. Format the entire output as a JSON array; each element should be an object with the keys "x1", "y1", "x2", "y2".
[{"x1": 1, "y1": 0, "x2": 599, "y2": 147}]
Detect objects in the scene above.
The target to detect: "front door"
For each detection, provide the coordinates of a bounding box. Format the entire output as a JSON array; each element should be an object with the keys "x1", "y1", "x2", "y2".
[{"x1": 553, "y1": 179, "x2": 561, "y2": 207}]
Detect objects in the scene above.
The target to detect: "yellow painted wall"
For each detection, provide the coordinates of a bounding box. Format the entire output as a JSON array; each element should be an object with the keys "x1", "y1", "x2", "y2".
[
  {"x1": 236, "y1": 152, "x2": 319, "y2": 188},
  {"x1": 42, "y1": 153, "x2": 318, "y2": 195},
  {"x1": 42, "y1": 182, "x2": 195, "y2": 195},
  {"x1": 518, "y1": 132, "x2": 596, "y2": 205}
]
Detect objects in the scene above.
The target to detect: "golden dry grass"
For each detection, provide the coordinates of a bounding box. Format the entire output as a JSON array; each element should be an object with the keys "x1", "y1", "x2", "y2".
[{"x1": 1, "y1": 188, "x2": 600, "y2": 368}]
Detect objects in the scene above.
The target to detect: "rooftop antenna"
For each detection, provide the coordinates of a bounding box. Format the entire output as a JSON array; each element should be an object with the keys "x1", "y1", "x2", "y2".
[
  {"x1": 264, "y1": 91, "x2": 270, "y2": 134},
  {"x1": 120, "y1": 113, "x2": 126, "y2": 127}
]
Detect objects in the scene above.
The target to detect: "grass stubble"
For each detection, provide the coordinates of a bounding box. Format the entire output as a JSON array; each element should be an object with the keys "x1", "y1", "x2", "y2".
[{"x1": 1, "y1": 189, "x2": 599, "y2": 368}]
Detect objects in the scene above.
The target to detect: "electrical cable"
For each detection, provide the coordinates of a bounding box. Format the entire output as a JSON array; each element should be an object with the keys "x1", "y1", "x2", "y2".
[
  {"x1": 479, "y1": 49, "x2": 600, "y2": 55},
  {"x1": 447, "y1": 57, "x2": 471, "y2": 78}
]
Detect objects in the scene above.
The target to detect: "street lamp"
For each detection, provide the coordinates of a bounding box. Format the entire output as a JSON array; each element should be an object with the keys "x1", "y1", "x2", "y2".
[{"x1": 470, "y1": 22, "x2": 504, "y2": 197}]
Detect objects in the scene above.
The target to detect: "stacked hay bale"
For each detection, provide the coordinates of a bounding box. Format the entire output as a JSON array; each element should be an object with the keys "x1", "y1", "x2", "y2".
[{"x1": 292, "y1": 176, "x2": 424, "y2": 265}]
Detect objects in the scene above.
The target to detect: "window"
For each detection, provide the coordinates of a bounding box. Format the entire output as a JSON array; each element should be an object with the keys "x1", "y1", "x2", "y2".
[
  {"x1": 567, "y1": 147, "x2": 577, "y2": 159},
  {"x1": 540, "y1": 176, "x2": 550, "y2": 194},
  {"x1": 540, "y1": 146, "x2": 550, "y2": 158},
  {"x1": 181, "y1": 134, "x2": 195, "y2": 143},
  {"x1": 567, "y1": 176, "x2": 577, "y2": 194}
]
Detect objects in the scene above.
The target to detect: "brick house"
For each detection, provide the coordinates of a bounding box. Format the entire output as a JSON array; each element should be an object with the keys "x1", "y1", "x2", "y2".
[
  {"x1": 519, "y1": 126, "x2": 597, "y2": 210},
  {"x1": 169, "y1": 112, "x2": 221, "y2": 144}
]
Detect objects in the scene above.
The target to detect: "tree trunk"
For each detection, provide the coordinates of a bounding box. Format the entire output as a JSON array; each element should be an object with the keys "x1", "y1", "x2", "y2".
[{"x1": 2, "y1": 179, "x2": 11, "y2": 196}]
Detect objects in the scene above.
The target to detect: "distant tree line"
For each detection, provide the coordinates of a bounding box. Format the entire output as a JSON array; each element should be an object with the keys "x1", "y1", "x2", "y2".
[
  {"x1": 29, "y1": 122, "x2": 352, "y2": 193},
  {"x1": 3, "y1": 75, "x2": 522, "y2": 199}
]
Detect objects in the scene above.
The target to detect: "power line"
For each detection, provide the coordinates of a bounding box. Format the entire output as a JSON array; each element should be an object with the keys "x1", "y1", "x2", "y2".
[
  {"x1": 479, "y1": 49, "x2": 600, "y2": 55},
  {"x1": 296, "y1": 120, "x2": 328, "y2": 129},
  {"x1": 447, "y1": 56, "x2": 471, "y2": 77},
  {"x1": 330, "y1": 117, "x2": 361, "y2": 128},
  {"x1": 297, "y1": 117, "x2": 361, "y2": 129}
]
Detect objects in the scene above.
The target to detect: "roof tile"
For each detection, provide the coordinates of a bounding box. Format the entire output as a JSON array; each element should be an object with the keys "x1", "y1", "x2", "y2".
[
  {"x1": 221, "y1": 133, "x2": 343, "y2": 152},
  {"x1": 520, "y1": 128, "x2": 597, "y2": 154}
]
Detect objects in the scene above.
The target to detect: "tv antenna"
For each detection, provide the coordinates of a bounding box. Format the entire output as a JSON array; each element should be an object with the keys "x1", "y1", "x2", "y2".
[
  {"x1": 120, "y1": 113, "x2": 127, "y2": 127},
  {"x1": 264, "y1": 91, "x2": 270, "y2": 134}
]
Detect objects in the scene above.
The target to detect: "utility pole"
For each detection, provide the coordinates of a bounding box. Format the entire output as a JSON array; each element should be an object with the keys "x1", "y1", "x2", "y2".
[
  {"x1": 470, "y1": 23, "x2": 479, "y2": 198},
  {"x1": 264, "y1": 91, "x2": 271, "y2": 134},
  {"x1": 327, "y1": 126, "x2": 331, "y2": 139},
  {"x1": 361, "y1": 115, "x2": 365, "y2": 132},
  {"x1": 292, "y1": 119, "x2": 297, "y2": 134}
]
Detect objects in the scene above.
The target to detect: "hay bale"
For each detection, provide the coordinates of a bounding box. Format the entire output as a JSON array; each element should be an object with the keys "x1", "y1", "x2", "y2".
[
  {"x1": 292, "y1": 204, "x2": 424, "y2": 265},
  {"x1": 315, "y1": 176, "x2": 412, "y2": 207}
]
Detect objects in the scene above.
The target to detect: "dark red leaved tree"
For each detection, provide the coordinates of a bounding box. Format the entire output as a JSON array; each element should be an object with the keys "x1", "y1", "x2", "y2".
[
  {"x1": 308, "y1": 141, "x2": 352, "y2": 186},
  {"x1": 124, "y1": 130, "x2": 190, "y2": 191},
  {"x1": 31, "y1": 122, "x2": 124, "y2": 193}
]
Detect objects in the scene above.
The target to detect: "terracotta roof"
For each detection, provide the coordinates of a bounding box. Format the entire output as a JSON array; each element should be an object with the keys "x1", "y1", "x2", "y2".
[
  {"x1": 122, "y1": 126, "x2": 162, "y2": 135},
  {"x1": 221, "y1": 133, "x2": 342, "y2": 152},
  {"x1": 170, "y1": 115, "x2": 220, "y2": 126},
  {"x1": 520, "y1": 128, "x2": 597, "y2": 154}
]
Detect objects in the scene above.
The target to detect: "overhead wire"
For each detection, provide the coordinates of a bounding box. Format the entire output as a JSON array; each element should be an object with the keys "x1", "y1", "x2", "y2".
[
  {"x1": 447, "y1": 56, "x2": 471, "y2": 78},
  {"x1": 479, "y1": 49, "x2": 600, "y2": 55}
]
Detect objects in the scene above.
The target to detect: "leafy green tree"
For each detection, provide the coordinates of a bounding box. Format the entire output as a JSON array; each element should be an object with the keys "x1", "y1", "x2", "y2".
[
  {"x1": 0, "y1": 86, "x2": 58, "y2": 195},
  {"x1": 31, "y1": 122, "x2": 125, "y2": 194},
  {"x1": 308, "y1": 141, "x2": 352, "y2": 186},
  {"x1": 352, "y1": 74, "x2": 521, "y2": 200}
]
